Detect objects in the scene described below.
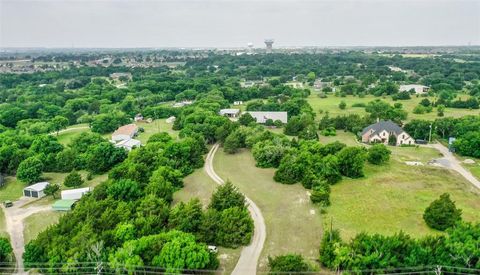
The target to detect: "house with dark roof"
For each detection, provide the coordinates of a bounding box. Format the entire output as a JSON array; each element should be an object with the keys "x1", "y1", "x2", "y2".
[{"x1": 361, "y1": 120, "x2": 414, "y2": 146}]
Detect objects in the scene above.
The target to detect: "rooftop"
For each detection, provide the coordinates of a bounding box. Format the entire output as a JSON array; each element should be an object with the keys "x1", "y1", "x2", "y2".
[
  {"x1": 361, "y1": 120, "x2": 404, "y2": 136},
  {"x1": 61, "y1": 187, "x2": 91, "y2": 196},
  {"x1": 112, "y1": 124, "x2": 138, "y2": 136},
  {"x1": 24, "y1": 181, "x2": 49, "y2": 191}
]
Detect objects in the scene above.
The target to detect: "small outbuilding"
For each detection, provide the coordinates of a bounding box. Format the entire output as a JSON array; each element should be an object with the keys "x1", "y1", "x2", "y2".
[
  {"x1": 219, "y1": 109, "x2": 241, "y2": 118},
  {"x1": 247, "y1": 111, "x2": 288, "y2": 124},
  {"x1": 61, "y1": 187, "x2": 91, "y2": 200},
  {"x1": 112, "y1": 124, "x2": 138, "y2": 142},
  {"x1": 115, "y1": 138, "x2": 142, "y2": 151},
  {"x1": 52, "y1": 199, "x2": 77, "y2": 211},
  {"x1": 166, "y1": 116, "x2": 176, "y2": 124},
  {"x1": 399, "y1": 84, "x2": 430, "y2": 94},
  {"x1": 23, "y1": 182, "x2": 49, "y2": 198}
]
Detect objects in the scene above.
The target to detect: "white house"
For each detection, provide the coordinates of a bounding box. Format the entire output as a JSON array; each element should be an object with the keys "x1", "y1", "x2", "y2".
[
  {"x1": 399, "y1": 84, "x2": 430, "y2": 94},
  {"x1": 112, "y1": 124, "x2": 138, "y2": 142},
  {"x1": 361, "y1": 120, "x2": 415, "y2": 146},
  {"x1": 115, "y1": 138, "x2": 142, "y2": 151},
  {"x1": 61, "y1": 187, "x2": 92, "y2": 200},
  {"x1": 247, "y1": 111, "x2": 288, "y2": 124},
  {"x1": 233, "y1": 101, "x2": 243, "y2": 106},
  {"x1": 219, "y1": 109, "x2": 240, "y2": 118},
  {"x1": 24, "y1": 182, "x2": 50, "y2": 198}
]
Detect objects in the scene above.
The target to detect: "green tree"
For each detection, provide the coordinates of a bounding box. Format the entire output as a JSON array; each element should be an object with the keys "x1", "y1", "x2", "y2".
[
  {"x1": 310, "y1": 180, "x2": 331, "y2": 206},
  {"x1": 336, "y1": 147, "x2": 366, "y2": 178},
  {"x1": 268, "y1": 254, "x2": 311, "y2": 274},
  {"x1": 423, "y1": 193, "x2": 462, "y2": 231},
  {"x1": 367, "y1": 144, "x2": 391, "y2": 165},
  {"x1": 0, "y1": 237, "x2": 13, "y2": 263},
  {"x1": 209, "y1": 181, "x2": 246, "y2": 211},
  {"x1": 44, "y1": 183, "x2": 60, "y2": 199},
  {"x1": 63, "y1": 170, "x2": 84, "y2": 187},
  {"x1": 319, "y1": 229, "x2": 343, "y2": 269},
  {"x1": 50, "y1": 115, "x2": 69, "y2": 135},
  {"x1": 339, "y1": 100, "x2": 347, "y2": 110},
  {"x1": 17, "y1": 156, "x2": 44, "y2": 184},
  {"x1": 238, "y1": 112, "x2": 256, "y2": 126},
  {"x1": 215, "y1": 207, "x2": 253, "y2": 248},
  {"x1": 437, "y1": 104, "x2": 446, "y2": 117},
  {"x1": 153, "y1": 232, "x2": 213, "y2": 273},
  {"x1": 107, "y1": 179, "x2": 143, "y2": 201},
  {"x1": 169, "y1": 199, "x2": 203, "y2": 233}
]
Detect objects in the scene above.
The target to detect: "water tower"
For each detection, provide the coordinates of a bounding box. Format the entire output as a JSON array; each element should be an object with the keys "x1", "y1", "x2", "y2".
[
  {"x1": 247, "y1": 42, "x2": 254, "y2": 53},
  {"x1": 264, "y1": 39, "x2": 274, "y2": 53}
]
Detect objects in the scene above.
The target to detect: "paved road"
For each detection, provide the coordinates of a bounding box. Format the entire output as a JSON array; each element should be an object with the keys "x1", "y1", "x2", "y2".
[
  {"x1": 204, "y1": 144, "x2": 266, "y2": 275},
  {"x1": 426, "y1": 143, "x2": 480, "y2": 189},
  {"x1": 2, "y1": 197, "x2": 52, "y2": 274}
]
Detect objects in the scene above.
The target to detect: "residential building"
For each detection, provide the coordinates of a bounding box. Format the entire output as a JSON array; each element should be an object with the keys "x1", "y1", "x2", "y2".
[
  {"x1": 219, "y1": 109, "x2": 240, "y2": 118},
  {"x1": 361, "y1": 120, "x2": 414, "y2": 146},
  {"x1": 399, "y1": 84, "x2": 430, "y2": 94},
  {"x1": 61, "y1": 187, "x2": 92, "y2": 200},
  {"x1": 112, "y1": 124, "x2": 138, "y2": 142},
  {"x1": 134, "y1": 113, "x2": 144, "y2": 122},
  {"x1": 233, "y1": 101, "x2": 243, "y2": 105},
  {"x1": 115, "y1": 138, "x2": 142, "y2": 151},
  {"x1": 23, "y1": 182, "x2": 49, "y2": 198},
  {"x1": 247, "y1": 111, "x2": 288, "y2": 124}
]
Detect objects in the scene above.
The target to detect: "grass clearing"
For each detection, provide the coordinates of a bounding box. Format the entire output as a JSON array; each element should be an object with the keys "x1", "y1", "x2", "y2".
[
  {"x1": 173, "y1": 167, "x2": 217, "y2": 208},
  {"x1": 56, "y1": 124, "x2": 90, "y2": 145},
  {"x1": 318, "y1": 131, "x2": 359, "y2": 146},
  {"x1": 0, "y1": 208, "x2": 6, "y2": 238},
  {"x1": 324, "y1": 150, "x2": 480, "y2": 240},
  {"x1": 136, "y1": 120, "x2": 179, "y2": 144},
  {"x1": 23, "y1": 211, "x2": 63, "y2": 243},
  {"x1": 307, "y1": 94, "x2": 480, "y2": 121},
  {"x1": 0, "y1": 177, "x2": 24, "y2": 202},
  {"x1": 213, "y1": 149, "x2": 323, "y2": 271}
]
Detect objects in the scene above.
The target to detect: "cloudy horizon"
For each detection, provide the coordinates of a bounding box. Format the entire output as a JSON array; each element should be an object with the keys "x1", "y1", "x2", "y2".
[{"x1": 1, "y1": 0, "x2": 479, "y2": 48}]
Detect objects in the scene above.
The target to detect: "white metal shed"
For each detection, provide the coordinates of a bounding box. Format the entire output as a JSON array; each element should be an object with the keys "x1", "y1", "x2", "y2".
[
  {"x1": 23, "y1": 182, "x2": 49, "y2": 198},
  {"x1": 61, "y1": 187, "x2": 92, "y2": 200}
]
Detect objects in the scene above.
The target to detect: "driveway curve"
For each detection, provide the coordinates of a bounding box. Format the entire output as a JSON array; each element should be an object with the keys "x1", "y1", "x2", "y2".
[
  {"x1": 204, "y1": 144, "x2": 266, "y2": 275},
  {"x1": 426, "y1": 143, "x2": 480, "y2": 189}
]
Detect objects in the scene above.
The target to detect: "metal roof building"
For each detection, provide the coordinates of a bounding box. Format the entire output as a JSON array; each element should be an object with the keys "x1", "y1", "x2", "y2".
[
  {"x1": 61, "y1": 187, "x2": 91, "y2": 200},
  {"x1": 247, "y1": 111, "x2": 288, "y2": 124},
  {"x1": 52, "y1": 199, "x2": 77, "y2": 211},
  {"x1": 23, "y1": 182, "x2": 50, "y2": 198}
]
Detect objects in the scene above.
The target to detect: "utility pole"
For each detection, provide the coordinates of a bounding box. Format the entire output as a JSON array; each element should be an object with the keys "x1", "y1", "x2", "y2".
[{"x1": 429, "y1": 123, "x2": 433, "y2": 143}]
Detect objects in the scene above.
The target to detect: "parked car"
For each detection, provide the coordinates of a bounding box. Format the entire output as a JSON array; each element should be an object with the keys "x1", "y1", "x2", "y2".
[{"x1": 3, "y1": 200, "x2": 13, "y2": 208}]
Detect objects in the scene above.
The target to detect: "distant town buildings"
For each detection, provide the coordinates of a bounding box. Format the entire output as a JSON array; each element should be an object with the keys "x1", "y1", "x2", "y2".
[{"x1": 172, "y1": 100, "x2": 194, "y2": 108}]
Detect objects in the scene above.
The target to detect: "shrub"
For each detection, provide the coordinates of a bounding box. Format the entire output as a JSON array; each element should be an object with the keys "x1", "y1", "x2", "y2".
[
  {"x1": 63, "y1": 170, "x2": 84, "y2": 187},
  {"x1": 367, "y1": 144, "x2": 391, "y2": 165},
  {"x1": 310, "y1": 181, "x2": 331, "y2": 206},
  {"x1": 423, "y1": 193, "x2": 462, "y2": 230},
  {"x1": 351, "y1": 102, "x2": 366, "y2": 108},
  {"x1": 321, "y1": 127, "x2": 336, "y2": 136},
  {"x1": 339, "y1": 101, "x2": 347, "y2": 110},
  {"x1": 268, "y1": 254, "x2": 311, "y2": 274}
]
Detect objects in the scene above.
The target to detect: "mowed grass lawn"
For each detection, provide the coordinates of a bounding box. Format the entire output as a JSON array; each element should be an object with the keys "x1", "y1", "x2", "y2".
[
  {"x1": 135, "y1": 120, "x2": 179, "y2": 144},
  {"x1": 0, "y1": 176, "x2": 24, "y2": 202},
  {"x1": 213, "y1": 149, "x2": 323, "y2": 271},
  {"x1": 23, "y1": 211, "x2": 63, "y2": 243},
  {"x1": 307, "y1": 94, "x2": 480, "y2": 121},
  {"x1": 0, "y1": 208, "x2": 6, "y2": 238},
  {"x1": 56, "y1": 124, "x2": 90, "y2": 145},
  {"x1": 324, "y1": 147, "x2": 480, "y2": 240},
  {"x1": 173, "y1": 167, "x2": 242, "y2": 274}
]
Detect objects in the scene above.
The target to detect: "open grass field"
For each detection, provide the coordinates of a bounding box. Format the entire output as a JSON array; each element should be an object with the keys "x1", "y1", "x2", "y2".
[
  {"x1": 0, "y1": 177, "x2": 24, "y2": 202},
  {"x1": 23, "y1": 211, "x2": 63, "y2": 243},
  {"x1": 55, "y1": 124, "x2": 90, "y2": 145},
  {"x1": 173, "y1": 167, "x2": 217, "y2": 207},
  {"x1": 307, "y1": 94, "x2": 480, "y2": 121},
  {"x1": 318, "y1": 133, "x2": 480, "y2": 239},
  {"x1": 318, "y1": 131, "x2": 359, "y2": 146},
  {"x1": 135, "y1": 120, "x2": 179, "y2": 144},
  {"x1": 213, "y1": 149, "x2": 323, "y2": 271},
  {"x1": 321, "y1": 134, "x2": 480, "y2": 239}
]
